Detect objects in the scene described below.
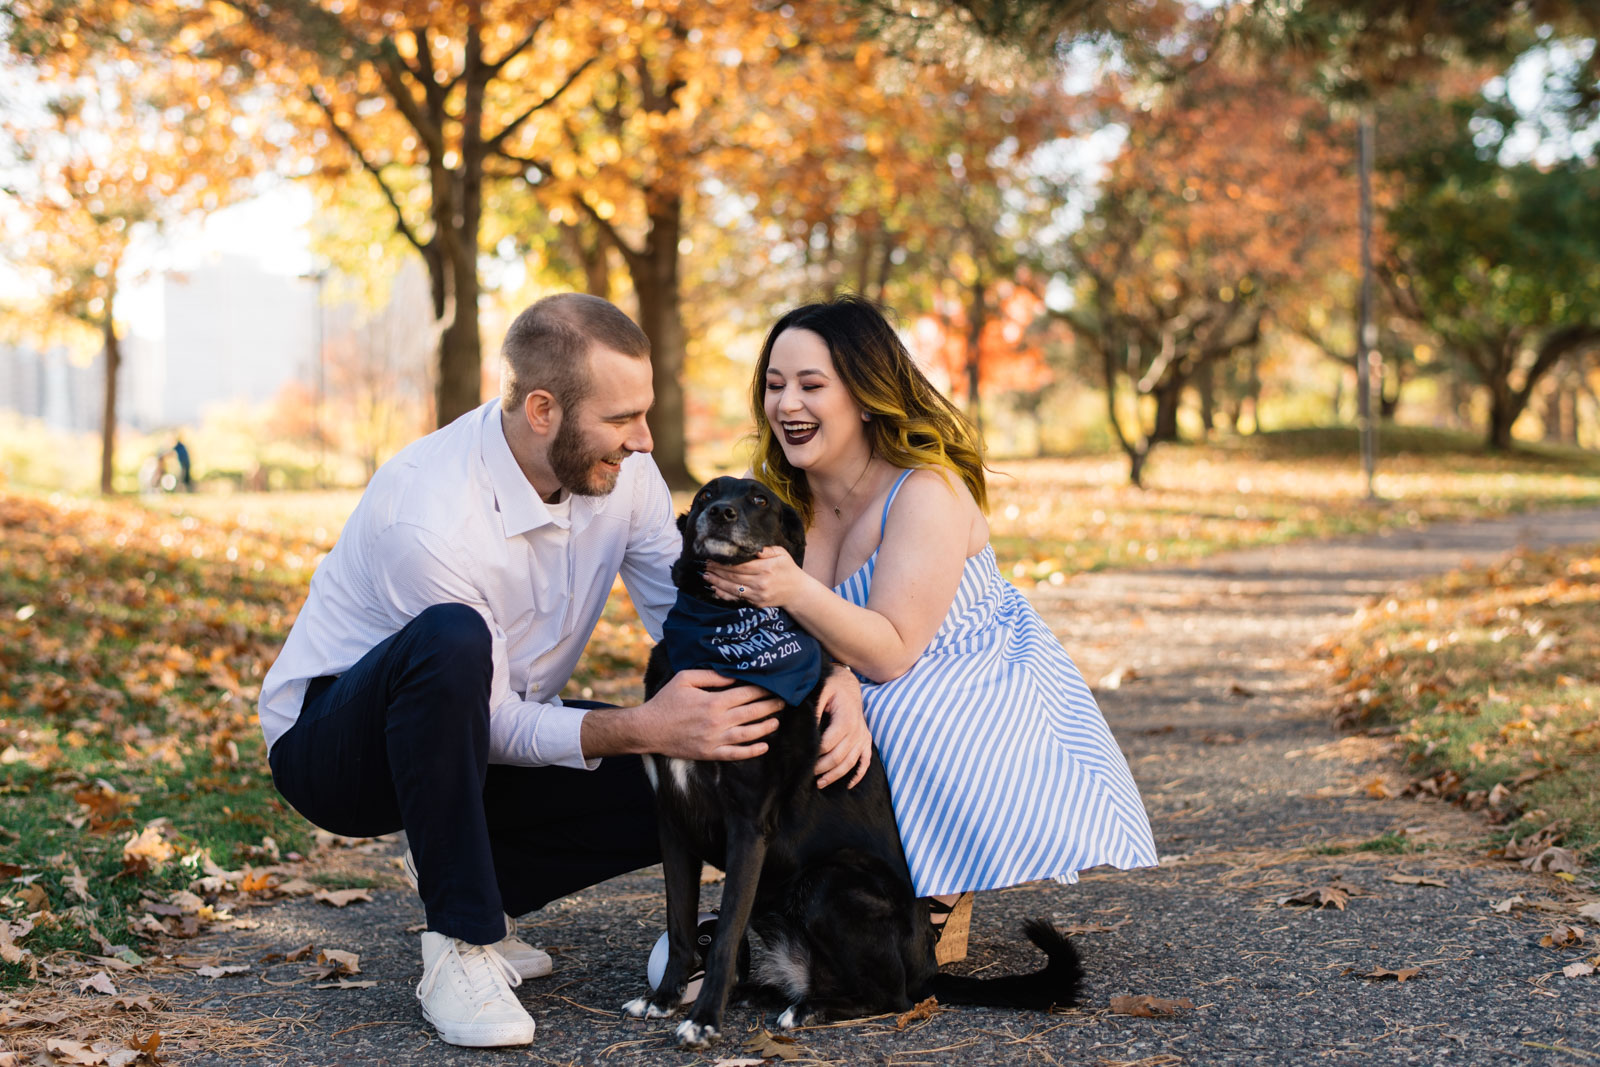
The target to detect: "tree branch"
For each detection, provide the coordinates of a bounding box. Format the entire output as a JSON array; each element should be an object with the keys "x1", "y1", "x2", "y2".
[
  {"x1": 308, "y1": 88, "x2": 428, "y2": 256},
  {"x1": 485, "y1": 55, "x2": 597, "y2": 154}
]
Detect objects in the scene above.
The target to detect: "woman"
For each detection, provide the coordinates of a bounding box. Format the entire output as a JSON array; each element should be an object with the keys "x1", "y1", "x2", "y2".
[{"x1": 706, "y1": 295, "x2": 1158, "y2": 962}]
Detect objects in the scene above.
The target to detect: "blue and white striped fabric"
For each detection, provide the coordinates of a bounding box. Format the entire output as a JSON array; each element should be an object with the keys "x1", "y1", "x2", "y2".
[{"x1": 838, "y1": 470, "x2": 1158, "y2": 897}]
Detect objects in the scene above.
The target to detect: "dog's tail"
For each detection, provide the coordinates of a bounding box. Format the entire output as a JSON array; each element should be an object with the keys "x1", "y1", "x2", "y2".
[{"x1": 927, "y1": 919, "x2": 1082, "y2": 1011}]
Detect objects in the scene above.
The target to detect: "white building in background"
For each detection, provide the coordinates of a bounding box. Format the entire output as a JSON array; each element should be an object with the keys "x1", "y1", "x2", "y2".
[{"x1": 130, "y1": 254, "x2": 318, "y2": 429}]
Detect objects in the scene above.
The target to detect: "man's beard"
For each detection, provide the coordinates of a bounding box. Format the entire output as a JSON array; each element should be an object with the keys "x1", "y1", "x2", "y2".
[{"x1": 549, "y1": 418, "x2": 627, "y2": 497}]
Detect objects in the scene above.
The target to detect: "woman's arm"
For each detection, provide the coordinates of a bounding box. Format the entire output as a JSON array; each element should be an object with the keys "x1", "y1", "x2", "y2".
[{"x1": 706, "y1": 469, "x2": 974, "y2": 682}]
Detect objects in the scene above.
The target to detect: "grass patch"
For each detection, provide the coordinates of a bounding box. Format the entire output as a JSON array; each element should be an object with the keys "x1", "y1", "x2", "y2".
[
  {"x1": 1309, "y1": 831, "x2": 1424, "y2": 856},
  {"x1": 0, "y1": 489, "x2": 331, "y2": 982},
  {"x1": 1324, "y1": 542, "x2": 1600, "y2": 856}
]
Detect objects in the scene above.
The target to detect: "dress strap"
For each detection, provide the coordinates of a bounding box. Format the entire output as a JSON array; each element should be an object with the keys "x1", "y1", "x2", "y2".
[{"x1": 879, "y1": 469, "x2": 916, "y2": 539}]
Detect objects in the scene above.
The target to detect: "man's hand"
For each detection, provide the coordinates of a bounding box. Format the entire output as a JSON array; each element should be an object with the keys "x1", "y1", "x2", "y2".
[
  {"x1": 581, "y1": 669, "x2": 783, "y2": 762},
  {"x1": 814, "y1": 665, "x2": 871, "y2": 789}
]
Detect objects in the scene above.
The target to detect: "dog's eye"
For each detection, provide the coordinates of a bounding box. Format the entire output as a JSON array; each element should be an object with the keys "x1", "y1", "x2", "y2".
[{"x1": 752, "y1": 495, "x2": 768, "y2": 508}]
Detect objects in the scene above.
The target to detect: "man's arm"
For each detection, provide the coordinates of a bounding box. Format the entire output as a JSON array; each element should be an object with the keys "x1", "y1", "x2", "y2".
[{"x1": 375, "y1": 522, "x2": 782, "y2": 768}]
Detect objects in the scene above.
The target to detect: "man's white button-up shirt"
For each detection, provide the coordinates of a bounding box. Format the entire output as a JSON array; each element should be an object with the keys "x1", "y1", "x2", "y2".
[{"x1": 258, "y1": 399, "x2": 680, "y2": 769}]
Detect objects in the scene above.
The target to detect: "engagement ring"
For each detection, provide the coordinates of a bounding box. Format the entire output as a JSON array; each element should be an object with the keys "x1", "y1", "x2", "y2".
[{"x1": 737, "y1": 586, "x2": 746, "y2": 594}]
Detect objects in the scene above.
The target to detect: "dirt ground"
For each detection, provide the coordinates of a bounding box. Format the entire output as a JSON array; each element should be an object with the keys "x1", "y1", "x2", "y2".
[{"x1": 46, "y1": 507, "x2": 1600, "y2": 1066}]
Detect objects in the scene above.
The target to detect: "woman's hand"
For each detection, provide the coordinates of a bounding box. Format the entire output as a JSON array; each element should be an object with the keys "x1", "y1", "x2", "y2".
[
  {"x1": 705, "y1": 546, "x2": 811, "y2": 608},
  {"x1": 813, "y1": 666, "x2": 872, "y2": 789}
]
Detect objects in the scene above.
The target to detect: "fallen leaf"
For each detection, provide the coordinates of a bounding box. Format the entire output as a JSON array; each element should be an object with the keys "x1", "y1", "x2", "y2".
[
  {"x1": 76, "y1": 971, "x2": 117, "y2": 996},
  {"x1": 1109, "y1": 994, "x2": 1193, "y2": 1017},
  {"x1": 1492, "y1": 895, "x2": 1526, "y2": 914},
  {"x1": 1578, "y1": 903, "x2": 1600, "y2": 923},
  {"x1": 313, "y1": 979, "x2": 378, "y2": 989},
  {"x1": 112, "y1": 995, "x2": 155, "y2": 1012},
  {"x1": 744, "y1": 1029, "x2": 803, "y2": 1060},
  {"x1": 238, "y1": 869, "x2": 274, "y2": 894},
  {"x1": 121, "y1": 824, "x2": 174, "y2": 875},
  {"x1": 283, "y1": 943, "x2": 315, "y2": 962},
  {"x1": 126, "y1": 1032, "x2": 161, "y2": 1061},
  {"x1": 45, "y1": 1039, "x2": 110, "y2": 1066},
  {"x1": 1280, "y1": 885, "x2": 1350, "y2": 910},
  {"x1": 312, "y1": 888, "x2": 372, "y2": 908},
  {"x1": 1522, "y1": 847, "x2": 1582, "y2": 875},
  {"x1": 273, "y1": 878, "x2": 318, "y2": 897},
  {"x1": 1563, "y1": 960, "x2": 1596, "y2": 979},
  {"x1": 1384, "y1": 874, "x2": 1447, "y2": 888},
  {"x1": 1364, "y1": 777, "x2": 1395, "y2": 799},
  {"x1": 194, "y1": 964, "x2": 249, "y2": 978},
  {"x1": 712, "y1": 1060, "x2": 767, "y2": 1067},
  {"x1": 1363, "y1": 967, "x2": 1421, "y2": 982},
  {"x1": 311, "y1": 948, "x2": 360, "y2": 978},
  {"x1": 64, "y1": 866, "x2": 92, "y2": 903},
  {"x1": 894, "y1": 995, "x2": 941, "y2": 1029},
  {"x1": 1541, "y1": 924, "x2": 1585, "y2": 949},
  {"x1": 1098, "y1": 666, "x2": 1138, "y2": 689},
  {"x1": 1228, "y1": 682, "x2": 1256, "y2": 698}
]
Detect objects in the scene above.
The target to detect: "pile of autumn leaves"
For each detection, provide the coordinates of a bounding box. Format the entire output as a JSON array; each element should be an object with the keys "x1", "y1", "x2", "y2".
[{"x1": 1325, "y1": 541, "x2": 1600, "y2": 858}]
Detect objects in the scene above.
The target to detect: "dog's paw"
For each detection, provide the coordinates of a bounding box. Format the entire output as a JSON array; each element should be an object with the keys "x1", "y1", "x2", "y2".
[
  {"x1": 776, "y1": 1004, "x2": 803, "y2": 1030},
  {"x1": 621, "y1": 996, "x2": 651, "y2": 1019},
  {"x1": 646, "y1": 999, "x2": 679, "y2": 1020},
  {"x1": 675, "y1": 1018, "x2": 720, "y2": 1049}
]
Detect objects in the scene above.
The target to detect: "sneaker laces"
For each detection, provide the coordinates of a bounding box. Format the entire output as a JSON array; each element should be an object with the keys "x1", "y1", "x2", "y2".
[{"x1": 417, "y1": 938, "x2": 523, "y2": 1008}]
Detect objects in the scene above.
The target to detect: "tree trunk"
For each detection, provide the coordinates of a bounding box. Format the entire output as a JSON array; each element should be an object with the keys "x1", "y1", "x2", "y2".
[
  {"x1": 1486, "y1": 369, "x2": 1518, "y2": 451},
  {"x1": 562, "y1": 222, "x2": 611, "y2": 299},
  {"x1": 99, "y1": 313, "x2": 120, "y2": 496},
  {"x1": 1150, "y1": 375, "x2": 1184, "y2": 443},
  {"x1": 434, "y1": 21, "x2": 487, "y2": 428},
  {"x1": 1196, "y1": 361, "x2": 1216, "y2": 440},
  {"x1": 965, "y1": 274, "x2": 985, "y2": 437},
  {"x1": 628, "y1": 193, "x2": 694, "y2": 489}
]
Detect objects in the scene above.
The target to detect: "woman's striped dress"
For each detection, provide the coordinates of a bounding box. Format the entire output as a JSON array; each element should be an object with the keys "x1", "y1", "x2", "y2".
[{"x1": 836, "y1": 470, "x2": 1158, "y2": 898}]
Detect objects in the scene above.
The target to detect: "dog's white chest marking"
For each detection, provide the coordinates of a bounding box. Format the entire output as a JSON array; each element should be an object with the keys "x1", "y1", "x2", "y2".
[{"x1": 666, "y1": 758, "x2": 694, "y2": 795}]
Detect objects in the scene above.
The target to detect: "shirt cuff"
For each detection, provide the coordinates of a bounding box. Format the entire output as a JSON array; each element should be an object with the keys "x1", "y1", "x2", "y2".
[{"x1": 489, "y1": 700, "x2": 600, "y2": 770}]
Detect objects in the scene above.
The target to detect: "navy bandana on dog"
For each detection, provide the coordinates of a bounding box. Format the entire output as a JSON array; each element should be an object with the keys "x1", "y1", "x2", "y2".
[{"x1": 661, "y1": 592, "x2": 825, "y2": 706}]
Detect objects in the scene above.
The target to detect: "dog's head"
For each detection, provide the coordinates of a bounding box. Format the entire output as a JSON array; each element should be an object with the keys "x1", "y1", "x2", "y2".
[{"x1": 671, "y1": 476, "x2": 806, "y2": 598}]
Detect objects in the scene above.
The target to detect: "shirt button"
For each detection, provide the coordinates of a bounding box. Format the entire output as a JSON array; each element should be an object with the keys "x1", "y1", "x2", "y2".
[{"x1": 531, "y1": 683, "x2": 540, "y2": 692}]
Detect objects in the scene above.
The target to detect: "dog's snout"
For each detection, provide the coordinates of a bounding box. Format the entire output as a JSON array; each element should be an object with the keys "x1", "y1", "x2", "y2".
[{"x1": 711, "y1": 503, "x2": 738, "y2": 523}]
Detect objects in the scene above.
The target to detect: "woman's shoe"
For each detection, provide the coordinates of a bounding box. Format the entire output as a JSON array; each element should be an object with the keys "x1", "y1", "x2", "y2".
[{"x1": 927, "y1": 891, "x2": 973, "y2": 965}]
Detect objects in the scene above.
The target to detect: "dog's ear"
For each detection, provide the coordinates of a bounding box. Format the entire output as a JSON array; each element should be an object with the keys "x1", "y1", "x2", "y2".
[
  {"x1": 779, "y1": 501, "x2": 806, "y2": 567},
  {"x1": 676, "y1": 510, "x2": 690, "y2": 534}
]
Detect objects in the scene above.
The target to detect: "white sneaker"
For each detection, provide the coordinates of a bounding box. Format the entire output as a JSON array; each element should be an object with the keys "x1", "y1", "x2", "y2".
[
  {"x1": 401, "y1": 848, "x2": 554, "y2": 980},
  {"x1": 416, "y1": 931, "x2": 535, "y2": 1047}
]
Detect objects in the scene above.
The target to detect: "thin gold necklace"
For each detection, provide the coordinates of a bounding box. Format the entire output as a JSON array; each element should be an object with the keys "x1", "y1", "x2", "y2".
[{"x1": 824, "y1": 456, "x2": 873, "y2": 521}]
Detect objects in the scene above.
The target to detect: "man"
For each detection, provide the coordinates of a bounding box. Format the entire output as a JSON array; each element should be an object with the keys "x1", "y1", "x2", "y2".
[{"x1": 259, "y1": 294, "x2": 865, "y2": 1048}]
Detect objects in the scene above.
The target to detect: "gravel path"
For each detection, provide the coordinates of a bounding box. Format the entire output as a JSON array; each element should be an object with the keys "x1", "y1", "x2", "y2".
[{"x1": 155, "y1": 508, "x2": 1600, "y2": 1066}]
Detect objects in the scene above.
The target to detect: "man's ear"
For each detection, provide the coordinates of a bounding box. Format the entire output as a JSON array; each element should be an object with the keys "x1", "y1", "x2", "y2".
[
  {"x1": 522, "y1": 389, "x2": 559, "y2": 435},
  {"x1": 780, "y1": 503, "x2": 806, "y2": 567}
]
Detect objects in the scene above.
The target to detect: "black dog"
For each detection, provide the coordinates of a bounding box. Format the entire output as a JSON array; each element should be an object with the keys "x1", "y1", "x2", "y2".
[{"x1": 623, "y1": 476, "x2": 1082, "y2": 1049}]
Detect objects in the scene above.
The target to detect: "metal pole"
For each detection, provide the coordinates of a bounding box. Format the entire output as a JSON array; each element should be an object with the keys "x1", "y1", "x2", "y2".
[{"x1": 1356, "y1": 110, "x2": 1378, "y2": 500}]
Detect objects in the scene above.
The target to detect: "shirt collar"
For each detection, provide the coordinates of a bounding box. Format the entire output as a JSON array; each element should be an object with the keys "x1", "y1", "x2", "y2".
[{"x1": 481, "y1": 403, "x2": 557, "y2": 538}]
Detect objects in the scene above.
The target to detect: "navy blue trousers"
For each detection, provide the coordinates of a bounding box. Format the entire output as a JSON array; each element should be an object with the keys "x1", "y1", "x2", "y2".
[{"x1": 268, "y1": 603, "x2": 661, "y2": 945}]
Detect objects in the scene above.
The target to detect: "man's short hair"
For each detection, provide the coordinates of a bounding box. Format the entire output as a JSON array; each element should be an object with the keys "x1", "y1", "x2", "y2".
[{"x1": 500, "y1": 294, "x2": 651, "y2": 414}]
